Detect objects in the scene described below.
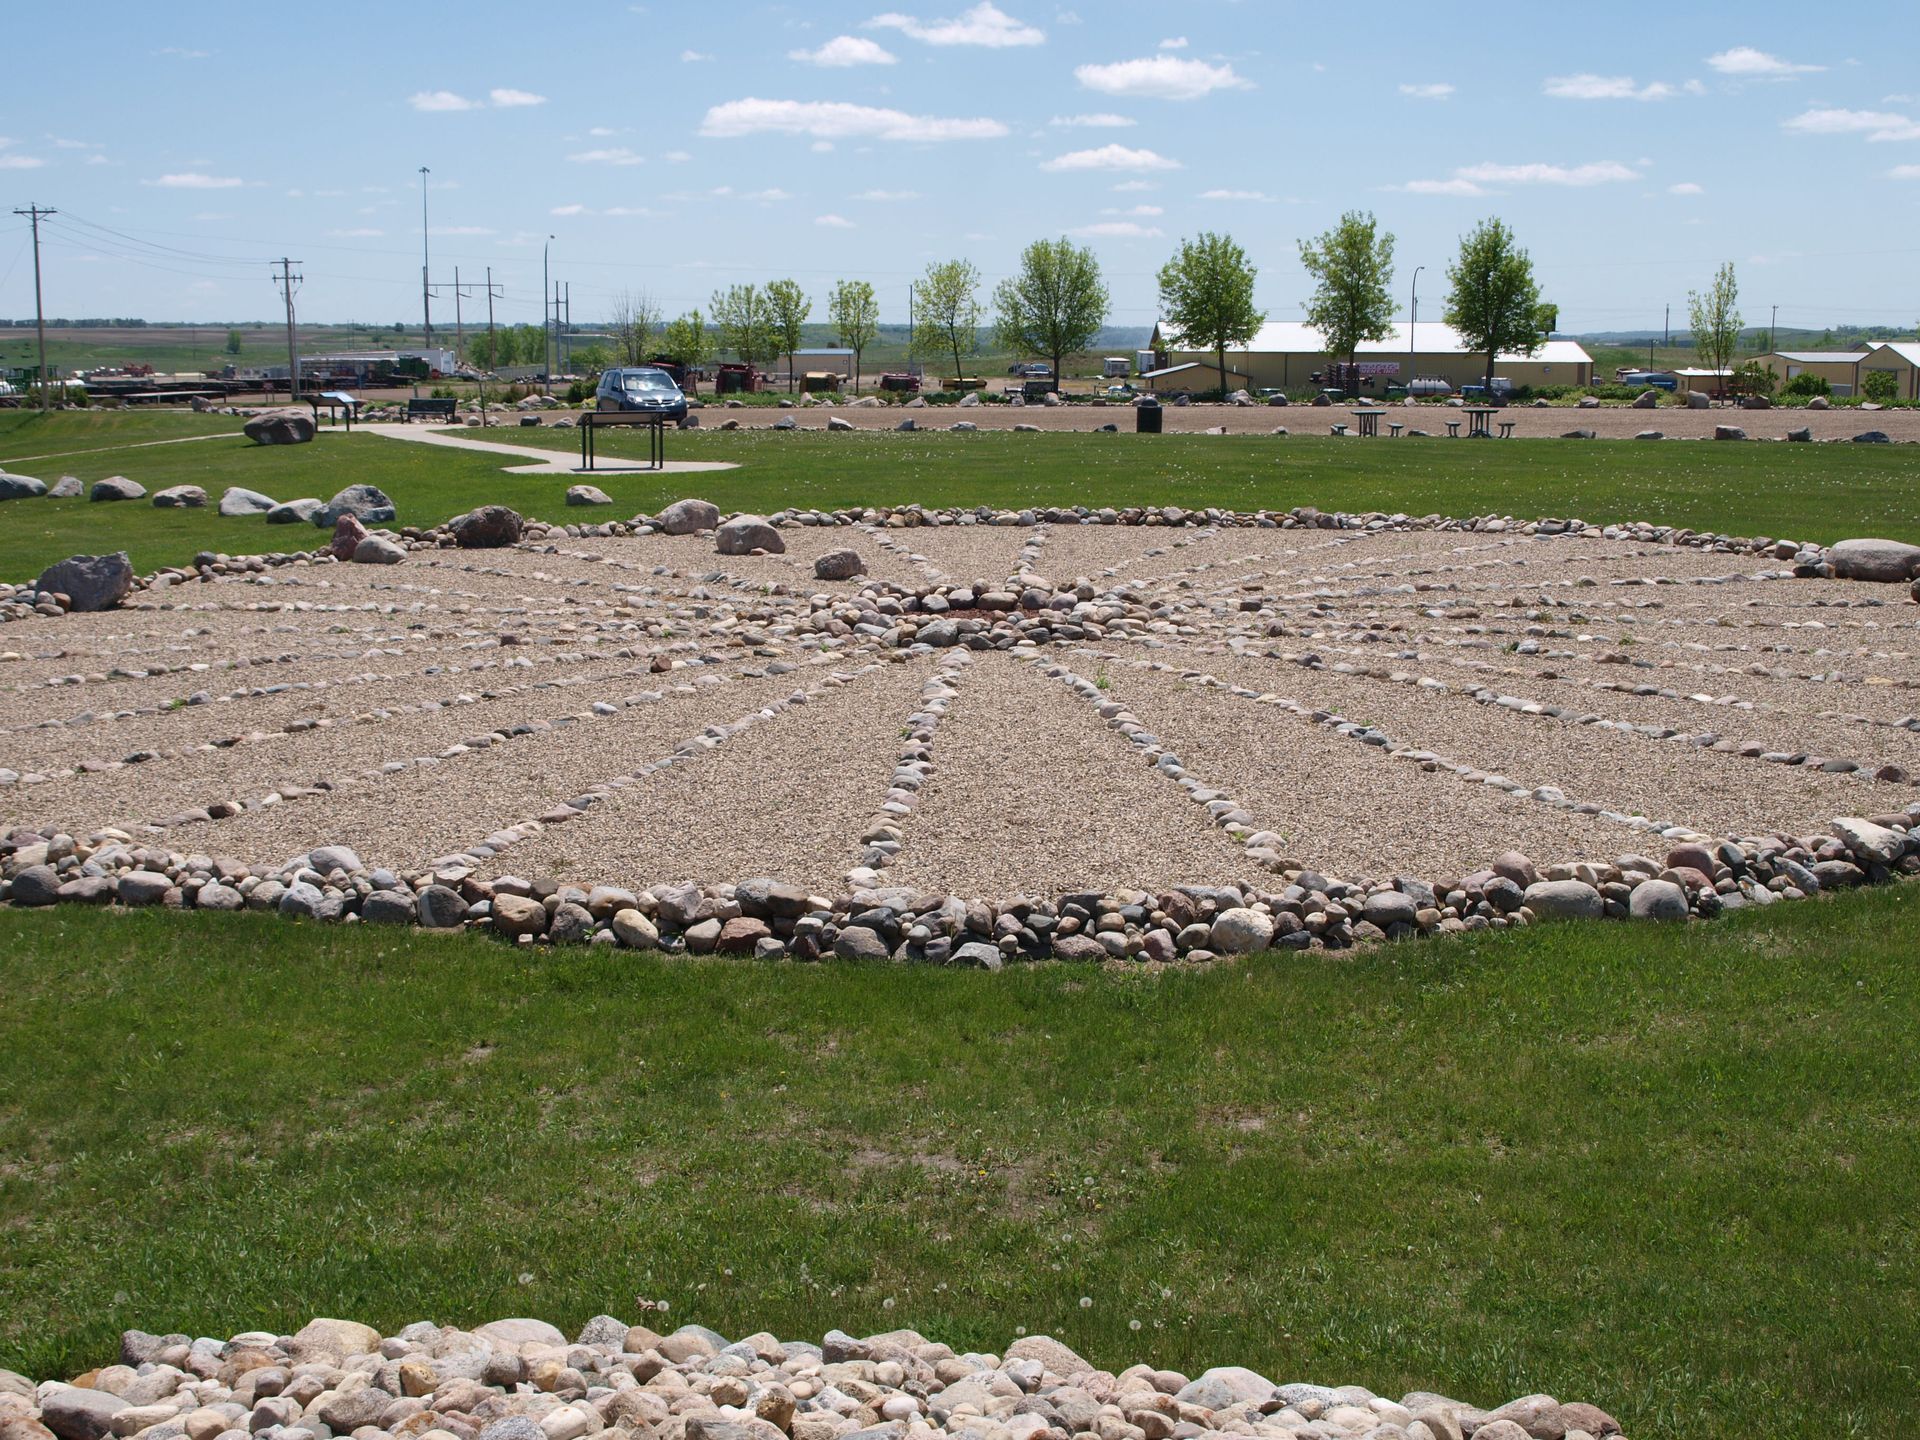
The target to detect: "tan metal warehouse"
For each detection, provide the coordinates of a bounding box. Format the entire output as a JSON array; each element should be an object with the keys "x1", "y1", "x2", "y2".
[
  {"x1": 1148, "y1": 320, "x2": 1593, "y2": 393},
  {"x1": 1759, "y1": 350, "x2": 1866, "y2": 395},
  {"x1": 1860, "y1": 341, "x2": 1920, "y2": 400}
]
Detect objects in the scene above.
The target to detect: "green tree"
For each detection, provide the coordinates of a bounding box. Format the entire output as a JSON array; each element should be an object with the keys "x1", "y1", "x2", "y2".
[
  {"x1": 1155, "y1": 231, "x2": 1265, "y2": 398},
  {"x1": 913, "y1": 259, "x2": 983, "y2": 383},
  {"x1": 573, "y1": 343, "x2": 611, "y2": 378},
  {"x1": 1442, "y1": 218, "x2": 1553, "y2": 392},
  {"x1": 662, "y1": 310, "x2": 711, "y2": 393},
  {"x1": 765, "y1": 279, "x2": 810, "y2": 392},
  {"x1": 711, "y1": 284, "x2": 775, "y2": 372},
  {"x1": 223, "y1": 328, "x2": 244, "y2": 356},
  {"x1": 469, "y1": 329, "x2": 499, "y2": 370},
  {"x1": 827, "y1": 279, "x2": 880, "y2": 392},
  {"x1": 1688, "y1": 262, "x2": 1741, "y2": 405},
  {"x1": 993, "y1": 237, "x2": 1109, "y2": 392},
  {"x1": 1298, "y1": 210, "x2": 1395, "y2": 395}
]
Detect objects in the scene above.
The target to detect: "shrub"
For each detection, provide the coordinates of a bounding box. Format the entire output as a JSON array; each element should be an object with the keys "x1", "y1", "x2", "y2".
[
  {"x1": 1732, "y1": 362, "x2": 1776, "y2": 400},
  {"x1": 1781, "y1": 373, "x2": 1831, "y2": 398},
  {"x1": 1862, "y1": 369, "x2": 1899, "y2": 402}
]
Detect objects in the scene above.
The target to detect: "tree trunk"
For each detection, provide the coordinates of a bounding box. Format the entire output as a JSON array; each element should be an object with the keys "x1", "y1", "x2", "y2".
[
  {"x1": 1217, "y1": 342, "x2": 1228, "y2": 399},
  {"x1": 853, "y1": 347, "x2": 861, "y2": 394},
  {"x1": 1486, "y1": 349, "x2": 1496, "y2": 392}
]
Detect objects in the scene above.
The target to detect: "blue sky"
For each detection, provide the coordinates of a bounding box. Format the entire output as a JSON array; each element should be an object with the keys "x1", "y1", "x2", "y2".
[{"x1": 2, "y1": 1, "x2": 1914, "y2": 333}]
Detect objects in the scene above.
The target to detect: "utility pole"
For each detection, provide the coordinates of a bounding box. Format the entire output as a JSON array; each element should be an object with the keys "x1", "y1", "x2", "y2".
[
  {"x1": 419, "y1": 166, "x2": 432, "y2": 349},
  {"x1": 1770, "y1": 303, "x2": 1778, "y2": 356},
  {"x1": 1407, "y1": 265, "x2": 1423, "y2": 390},
  {"x1": 563, "y1": 282, "x2": 572, "y2": 375},
  {"x1": 452, "y1": 266, "x2": 472, "y2": 369},
  {"x1": 480, "y1": 267, "x2": 503, "y2": 427},
  {"x1": 541, "y1": 234, "x2": 555, "y2": 395},
  {"x1": 13, "y1": 205, "x2": 55, "y2": 411},
  {"x1": 273, "y1": 258, "x2": 303, "y2": 402}
]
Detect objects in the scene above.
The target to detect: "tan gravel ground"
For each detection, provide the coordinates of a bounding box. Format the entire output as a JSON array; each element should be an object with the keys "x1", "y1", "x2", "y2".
[
  {"x1": 887, "y1": 654, "x2": 1263, "y2": 897},
  {"x1": 474, "y1": 657, "x2": 928, "y2": 894}
]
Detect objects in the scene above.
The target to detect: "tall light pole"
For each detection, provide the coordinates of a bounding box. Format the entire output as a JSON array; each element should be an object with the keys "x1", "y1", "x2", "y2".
[
  {"x1": 1770, "y1": 303, "x2": 1778, "y2": 356},
  {"x1": 1407, "y1": 265, "x2": 1423, "y2": 394},
  {"x1": 419, "y1": 166, "x2": 433, "y2": 351},
  {"x1": 542, "y1": 234, "x2": 556, "y2": 395}
]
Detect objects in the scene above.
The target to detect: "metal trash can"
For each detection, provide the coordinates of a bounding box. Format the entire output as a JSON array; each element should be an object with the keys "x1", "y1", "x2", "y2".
[{"x1": 1136, "y1": 399, "x2": 1163, "y2": 434}]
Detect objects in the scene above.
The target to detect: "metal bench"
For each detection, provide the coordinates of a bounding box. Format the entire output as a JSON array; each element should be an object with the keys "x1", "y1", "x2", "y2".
[
  {"x1": 1331, "y1": 423, "x2": 1348, "y2": 436},
  {"x1": 1446, "y1": 420, "x2": 1461, "y2": 438},
  {"x1": 405, "y1": 397, "x2": 458, "y2": 424},
  {"x1": 579, "y1": 409, "x2": 667, "y2": 471},
  {"x1": 1388, "y1": 421, "x2": 1403, "y2": 437},
  {"x1": 1498, "y1": 420, "x2": 1516, "y2": 439}
]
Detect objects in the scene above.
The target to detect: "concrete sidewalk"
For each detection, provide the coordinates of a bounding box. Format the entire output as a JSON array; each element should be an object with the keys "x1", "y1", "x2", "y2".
[{"x1": 357, "y1": 422, "x2": 737, "y2": 475}]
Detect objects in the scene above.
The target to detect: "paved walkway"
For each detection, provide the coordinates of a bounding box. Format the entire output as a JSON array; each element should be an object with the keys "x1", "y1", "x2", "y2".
[
  {"x1": 0, "y1": 430, "x2": 246, "y2": 468},
  {"x1": 357, "y1": 422, "x2": 737, "y2": 475}
]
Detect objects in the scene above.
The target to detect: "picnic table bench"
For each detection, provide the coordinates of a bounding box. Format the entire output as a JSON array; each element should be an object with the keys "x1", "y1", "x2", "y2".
[
  {"x1": 1462, "y1": 405, "x2": 1499, "y2": 438},
  {"x1": 1349, "y1": 407, "x2": 1387, "y2": 438},
  {"x1": 579, "y1": 409, "x2": 667, "y2": 471},
  {"x1": 405, "y1": 396, "x2": 458, "y2": 423}
]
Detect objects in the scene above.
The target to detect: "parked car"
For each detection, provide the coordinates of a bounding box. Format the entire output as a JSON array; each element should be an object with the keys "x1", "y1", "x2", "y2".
[
  {"x1": 1019, "y1": 363, "x2": 1053, "y2": 380},
  {"x1": 594, "y1": 365, "x2": 689, "y2": 420}
]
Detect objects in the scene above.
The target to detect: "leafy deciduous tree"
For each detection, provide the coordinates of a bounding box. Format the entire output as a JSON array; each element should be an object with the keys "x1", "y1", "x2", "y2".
[
  {"x1": 224, "y1": 328, "x2": 244, "y2": 356},
  {"x1": 993, "y1": 237, "x2": 1109, "y2": 391},
  {"x1": 914, "y1": 259, "x2": 983, "y2": 384},
  {"x1": 711, "y1": 284, "x2": 776, "y2": 373},
  {"x1": 828, "y1": 279, "x2": 881, "y2": 392},
  {"x1": 765, "y1": 279, "x2": 810, "y2": 392},
  {"x1": 1688, "y1": 262, "x2": 1741, "y2": 405},
  {"x1": 1442, "y1": 218, "x2": 1554, "y2": 392},
  {"x1": 662, "y1": 310, "x2": 711, "y2": 392},
  {"x1": 1155, "y1": 231, "x2": 1265, "y2": 398},
  {"x1": 1298, "y1": 210, "x2": 1396, "y2": 394},
  {"x1": 608, "y1": 290, "x2": 661, "y2": 366}
]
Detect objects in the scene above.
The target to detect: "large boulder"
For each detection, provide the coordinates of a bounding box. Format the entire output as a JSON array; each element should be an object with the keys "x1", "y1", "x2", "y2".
[
  {"x1": 218, "y1": 486, "x2": 277, "y2": 517},
  {"x1": 1829, "y1": 538, "x2": 1920, "y2": 583},
  {"x1": 566, "y1": 484, "x2": 613, "y2": 506},
  {"x1": 34, "y1": 552, "x2": 134, "y2": 612},
  {"x1": 314, "y1": 483, "x2": 396, "y2": 528},
  {"x1": 1685, "y1": 390, "x2": 1711, "y2": 408},
  {"x1": 329, "y1": 513, "x2": 369, "y2": 560},
  {"x1": 656, "y1": 497, "x2": 720, "y2": 534},
  {"x1": 89, "y1": 475, "x2": 145, "y2": 502},
  {"x1": 49, "y1": 474, "x2": 82, "y2": 497},
  {"x1": 1523, "y1": 879, "x2": 1604, "y2": 921},
  {"x1": 151, "y1": 484, "x2": 207, "y2": 508},
  {"x1": 352, "y1": 533, "x2": 407, "y2": 564},
  {"x1": 266, "y1": 497, "x2": 322, "y2": 525},
  {"x1": 243, "y1": 409, "x2": 316, "y2": 445},
  {"x1": 1712, "y1": 424, "x2": 1746, "y2": 441},
  {"x1": 0, "y1": 472, "x2": 47, "y2": 500},
  {"x1": 1631, "y1": 389, "x2": 1659, "y2": 408},
  {"x1": 814, "y1": 548, "x2": 867, "y2": 581},
  {"x1": 449, "y1": 504, "x2": 525, "y2": 548},
  {"x1": 716, "y1": 514, "x2": 785, "y2": 555}
]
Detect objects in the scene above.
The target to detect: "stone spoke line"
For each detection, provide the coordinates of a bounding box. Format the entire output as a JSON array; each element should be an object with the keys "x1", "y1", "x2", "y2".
[{"x1": 845, "y1": 652, "x2": 970, "y2": 891}]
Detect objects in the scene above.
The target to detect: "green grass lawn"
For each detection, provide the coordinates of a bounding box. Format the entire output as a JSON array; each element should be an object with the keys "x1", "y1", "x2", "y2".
[
  {"x1": 1, "y1": 889, "x2": 1914, "y2": 1438},
  {"x1": 2, "y1": 413, "x2": 1918, "y2": 584}
]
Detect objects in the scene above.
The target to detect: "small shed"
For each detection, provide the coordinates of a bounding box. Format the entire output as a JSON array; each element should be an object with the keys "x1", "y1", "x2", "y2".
[
  {"x1": 1860, "y1": 342, "x2": 1920, "y2": 400},
  {"x1": 1759, "y1": 350, "x2": 1866, "y2": 395},
  {"x1": 1674, "y1": 367, "x2": 1733, "y2": 398}
]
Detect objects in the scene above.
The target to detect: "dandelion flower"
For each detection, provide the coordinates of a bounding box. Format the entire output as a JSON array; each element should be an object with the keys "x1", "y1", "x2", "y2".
[{"x1": 1079, "y1": 1297, "x2": 1092, "y2": 1309}]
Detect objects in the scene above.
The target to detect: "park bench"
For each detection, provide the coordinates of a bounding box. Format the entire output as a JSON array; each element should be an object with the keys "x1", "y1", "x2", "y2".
[
  {"x1": 1498, "y1": 421, "x2": 1517, "y2": 439},
  {"x1": 579, "y1": 409, "x2": 666, "y2": 471},
  {"x1": 405, "y1": 397, "x2": 458, "y2": 424}
]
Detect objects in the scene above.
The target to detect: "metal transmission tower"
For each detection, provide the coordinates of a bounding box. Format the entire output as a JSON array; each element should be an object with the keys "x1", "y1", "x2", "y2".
[
  {"x1": 12, "y1": 205, "x2": 56, "y2": 411},
  {"x1": 273, "y1": 259, "x2": 303, "y2": 401}
]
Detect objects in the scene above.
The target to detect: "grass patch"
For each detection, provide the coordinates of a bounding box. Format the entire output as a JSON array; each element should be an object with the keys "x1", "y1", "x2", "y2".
[
  {"x1": 3, "y1": 415, "x2": 1919, "y2": 581},
  {"x1": 1, "y1": 889, "x2": 1915, "y2": 1438}
]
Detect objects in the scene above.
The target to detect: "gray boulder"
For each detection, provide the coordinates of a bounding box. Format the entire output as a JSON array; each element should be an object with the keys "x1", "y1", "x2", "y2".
[
  {"x1": 243, "y1": 409, "x2": 316, "y2": 445},
  {"x1": 34, "y1": 552, "x2": 134, "y2": 612},
  {"x1": 151, "y1": 484, "x2": 207, "y2": 508},
  {"x1": 1631, "y1": 390, "x2": 1659, "y2": 408},
  {"x1": 219, "y1": 486, "x2": 277, "y2": 517},
  {"x1": 9, "y1": 864, "x2": 62, "y2": 906},
  {"x1": 49, "y1": 474, "x2": 82, "y2": 497},
  {"x1": 1829, "y1": 538, "x2": 1920, "y2": 583},
  {"x1": 314, "y1": 483, "x2": 396, "y2": 528},
  {"x1": 716, "y1": 514, "x2": 785, "y2": 555},
  {"x1": 1685, "y1": 390, "x2": 1711, "y2": 409},
  {"x1": 266, "y1": 497, "x2": 322, "y2": 525},
  {"x1": 40, "y1": 1387, "x2": 132, "y2": 1440},
  {"x1": 814, "y1": 548, "x2": 867, "y2": 581},
  {"x1": 1628, "y1": 879, "x2": 1689, "y2": 921},
  {"x1": 566, "y1": 484, "x2": 613, "y2": 506},
  {"x1": 1808, "y1": 394, "x2": 1832, "y2": 410},
  {"x1": 89, "y1": 475, "x2": 145, "y2": 502},
  {"x1": 1209, "y1": 907, "x2": 1273, "y2": 954},
  {"x1": 352, "y1": 534, "x2": 407, "y2": 565},
  {"x1": 0, "y1": 472, "x2": 47, "y2": 500},
  {"x1": 448, "y1": 504, "x2": 525, "y2": 548},
  {"x1": 1712, "y1": 424, "x2": 1746, "y2": 441},
  {"x1": 1852, "y1": 429, "x2": 1892, "y2": 444},
  {"x1": 1523, "y1": 879, "x2": 1604, "y2": 920},
  {"x1": 656, "y1": 497, "x2": 720, "y2": 534}
]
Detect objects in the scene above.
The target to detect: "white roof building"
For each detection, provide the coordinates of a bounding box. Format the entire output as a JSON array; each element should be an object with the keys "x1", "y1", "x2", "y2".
[{"x1": 1148, "y1": 319, "x2": 1593, "y2": 391}]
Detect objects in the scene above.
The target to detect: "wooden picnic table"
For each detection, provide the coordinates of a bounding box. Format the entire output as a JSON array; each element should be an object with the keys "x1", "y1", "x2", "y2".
[
  {"x1": 1462, "y1": 406, "x2": 1499, "y2": 438},
  {"x1": 1348, "y1": 407, "x2": 1388, "y2": 438}
]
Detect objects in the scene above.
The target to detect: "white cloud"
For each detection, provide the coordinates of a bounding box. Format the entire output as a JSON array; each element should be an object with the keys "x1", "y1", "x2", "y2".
[
  {"x1": 1199, "y1": 187, "x2": 1272, "y2": 200},
  {"x1": 665, "y1": 149, "x2": 692, "y2": 163},
  {"x1": 145, "y1": 172, "x2": 243, "y2": 188},
  {"x1": 1398, "y1": 178, "x2": 1487, "y2": 196},
  {"x1": 0, "y1": 153, "x2": 45, "y2": 170},
  {"x1": 791, "y1": 35, "x2": 897, "y2": 65},
  {"x1": 568, "y1": 146, "x2": 647, "y2": 164},
  {"x1": 1072, "y1": 220, "x2": 1162, "y2": 238},
  {"x1": 743, "y1": 187, "x2": 793, "y2": 201},
  {"x1": 1783, "y1": 106, "x2": 1920, "y2": 141},
  {"x1": 1075, "y1": 55, "x2": 1251, "y2": 100},
  {"x1": 431, "y1": 225, "x2": 496, "y2": 236},
  {"x1": 816, "y1": 213, "x2": 856, "y2": 228},
  {"x1": 1668, "y1": 181, "x2": 1704, "y2": 195},
  {"x1": 1543, "y1": 74, "x2": 1674, "y2": 101},
  {"x1": 1158, "y1": 36, "x2": 1187, "y2": 50},
  {"x1": 328, "y1": 227, "x2": 385, "y2": 237},
  {"x1": 489, "y1": 87, "x2": 547, "y2": 107},
  {"x1": 868, "y1": 2, "x2": 1044, "y2": 47},
  {"x1": 550, "y1": 204, "x2": 591, "y2": 216},
  {"x1": 1890, "y1": 164, "x2": 1920, "y2": 179},
  {"x1": 1111, "y1": 179, "x2": 1156, "y2": 192},
  {"x1": 700, "y1": 98, "x2": 1007, "y2": 141},
  {"x1": 1706, "y1": 46, "x2": 1823, "y2": 78},
  {"x1": 682, "y1": 49, "x2": 713, "y2": 62},
  {"x1": 811, "y1": 140, "x2": 834, "y2": 152},
  {"x1": 1050, "y1": 112, "x2": 1135, "y2": 127},
  {"x1": 855, "y1": 188, "x2": 920, "y2": 200},
  {"x1": 1454, "y1": 159, "x2": 1639, "y2": 186},
  {"x1": 589, "y1": 126, "x2": 618, "y2": 136},
  {"x1": 1042, "y1": 143, "x2": 1180, "y2": 171},
  {"x1": 47, "y1": 136, "x2": 100, "y2": 149},
  {"x1": 1399, "y1": 82, "x2": 1454, "y2": 100},
  {"x1": 157, "y1": 46, "x2": 209, "y2": 58},
  {"x1": 85, "y1": 153, "x2": 110, "y2": 166},
  {"x1": 410, "y1": 90, "x2": 479, "y2": 112},
  {"x1": 1101, "y1": 203, "x2": 1163, "y2": 216}
]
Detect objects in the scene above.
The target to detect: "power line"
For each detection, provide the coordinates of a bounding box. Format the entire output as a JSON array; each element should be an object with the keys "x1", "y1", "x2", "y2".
[
  {"x1": 274, "y1": 259, "x2": 302, "y2": 402},
  {"x1": 12, "y1": 205, "x2": 55, "y2": 410}
]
